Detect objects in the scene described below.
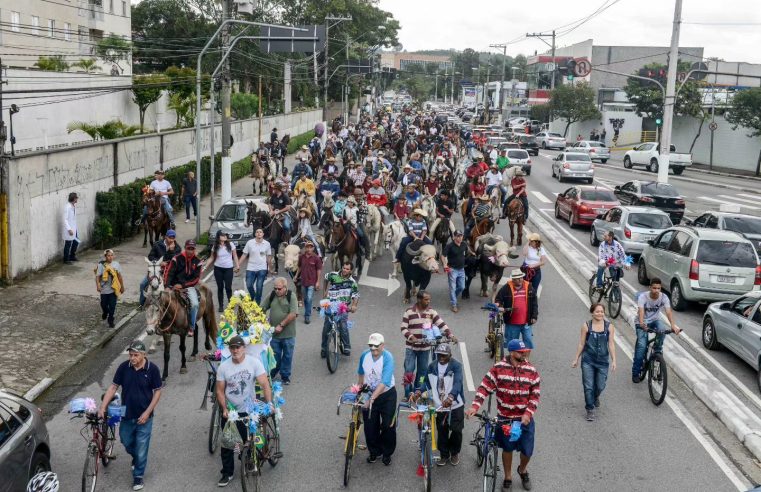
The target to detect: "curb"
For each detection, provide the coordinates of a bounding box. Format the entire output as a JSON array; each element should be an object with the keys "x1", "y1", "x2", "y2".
[
  {"x1": 22, "y1": 307, "x2": 141, "y2": 402},
  {"x1": 527, "y1": 209, "x2": 761, "y2": 463}
]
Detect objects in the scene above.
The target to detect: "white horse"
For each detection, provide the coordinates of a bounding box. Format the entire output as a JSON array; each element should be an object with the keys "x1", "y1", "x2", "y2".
[
  {"x1": 384, "y1": 220, "x2": 406, "y2": 278},
  {"x1": 143, "y1": 258, "x2": 164, "y2": 354},
  {"x1": 365, "y1": 204, "x2": 384, "y2": 260},
  {"x1": 419, "y1": 195, "x2": 437, "y2": 223}
]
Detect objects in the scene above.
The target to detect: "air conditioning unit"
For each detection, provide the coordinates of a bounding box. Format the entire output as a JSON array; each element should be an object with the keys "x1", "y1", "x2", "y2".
[{"x1": 234, "y1": 0, "x2": 259, "y2": 15}]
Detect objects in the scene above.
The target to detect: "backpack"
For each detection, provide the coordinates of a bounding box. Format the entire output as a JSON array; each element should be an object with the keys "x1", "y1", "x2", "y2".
[{"x1": 267, "y1": 289, "x2": 293, "y2": 307}]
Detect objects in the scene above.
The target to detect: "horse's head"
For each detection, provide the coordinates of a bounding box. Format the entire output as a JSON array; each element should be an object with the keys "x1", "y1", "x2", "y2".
[{"x1": 144, "y1": 257, "x2": 163, "y2": 290}]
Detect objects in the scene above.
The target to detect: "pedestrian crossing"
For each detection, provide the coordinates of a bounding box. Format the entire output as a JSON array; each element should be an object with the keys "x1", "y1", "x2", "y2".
[
  {"x1": 699, "y1": 196, "x2": 760, "y2": 211},
  {"x1": 531, "y1": 190, "x2": 553, "y2": 203}
]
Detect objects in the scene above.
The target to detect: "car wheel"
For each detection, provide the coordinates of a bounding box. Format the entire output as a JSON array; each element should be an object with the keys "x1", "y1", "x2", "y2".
[
  {"x1": 569, "y1": 212, "x2": 576, "y2": 228},
  {"x1": 551, "y1": 165, "x2": 556, "y2": 178},
  {"x1": 623, "y1": 156, "x2": 632, "y2": 169},
  {"x1": 554, "y1": 203, "x2": 561, "y2": 219},
  {"x1": 673, "y1": 166, "x2": 684, "y2": 175},
  {"x1": 702, "y1": 317, "x2": 720, "y2": 350},
  {"x1": 649, "y1": 159, "x2": 659, "y2": 173},
  {"x1": 601, "y1": 159, "x2": 608, "y2": 163},
  {"x1": 29, "y1": 451, "x2": 51, "y2": 480},
  {"x1": 558, "y1": 171, "x2": 564, "y2": 183},
  {"x1": 637, "y1": 259, "x2": 649, "y2": 285},
  {"x1": 590, "y1": 227, "x2": 600, "y2": 246},
  {"x1": 670, "y1": 280, "x2": 688, "y2": 311},
  {"x1": 542, "y1": 142, "x2": 547, "y2": 149},
  {"x1": 587, "y1": 178, "x2": 594, "y2": 184}
]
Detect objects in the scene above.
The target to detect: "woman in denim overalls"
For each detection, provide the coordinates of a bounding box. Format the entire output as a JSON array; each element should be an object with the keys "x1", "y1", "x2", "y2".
[{"x1": 571, "y1": 303, "x2": 617, "y2": 422}]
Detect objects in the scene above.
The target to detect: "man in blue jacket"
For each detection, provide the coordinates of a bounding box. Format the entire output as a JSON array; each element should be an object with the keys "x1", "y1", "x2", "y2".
[{"x1": 425, "y1": 343, "x2": 465, "y2": 466}]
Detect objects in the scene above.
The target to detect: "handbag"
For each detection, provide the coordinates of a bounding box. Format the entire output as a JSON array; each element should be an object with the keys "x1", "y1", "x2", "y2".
[{"x1": 520, "y1": 262, "x2": 537, "y2": 282}]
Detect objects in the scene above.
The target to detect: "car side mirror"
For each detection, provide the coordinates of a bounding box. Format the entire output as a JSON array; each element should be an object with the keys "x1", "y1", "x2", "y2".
[
  {"x1": 719, "y1": 302, "x2": 731, "y2": 311},
  {"x1": 683, "y1": 218, "x2": 693, "y2": 226},
  {"x1": 596, "y1": 213, "x2": 607, "y2": 219},
  {"x1": 614, "y1": 185, "x2": 621, "y2": 191},
  {"x1": 647, "y1": 240, "x2": 655, "y2": 246},
  {"x1": 209, "y1": 215, "x2": 216, "y2": 221}
]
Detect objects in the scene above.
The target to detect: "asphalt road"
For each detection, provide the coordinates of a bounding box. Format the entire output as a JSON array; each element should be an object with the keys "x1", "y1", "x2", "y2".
[{"x1": 39, "y1": 221, "x2": 746, "y2": 491}]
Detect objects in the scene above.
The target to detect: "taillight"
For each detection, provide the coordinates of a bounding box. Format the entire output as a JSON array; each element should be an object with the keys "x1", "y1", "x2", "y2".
[
  {"x1": 563, "y1": 162, "x2": 570, "y2": 169},
  {"x1": 624, "y1": 227, "x2": 631, "y2": 239},
  {"x1": 578, "y1": 204, "x2": 591, "y2": 213},
  {"x1": 755, "y1": 265, "x2": 761, "y2": 285},
  {"x1": 675, "y1": 199, "x2": 685, "y2": 206},
  {"x1": 527, "y1": 159, "x2": 532, "y2": 163},
  {"x1": 590, "y1": 164, "x2": 595, "y2": 169},
  {"x1": 640, "y1": 196, "x2": 655, "y2": 203},
  {"x1": 689, "y1": 260, "x2": 700, "y2": 280},
  {"x1": 590, "y1": 148, "x2": 597, "y2": 153}
]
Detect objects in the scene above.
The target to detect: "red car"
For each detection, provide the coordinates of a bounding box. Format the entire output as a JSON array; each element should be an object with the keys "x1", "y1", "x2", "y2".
[{"x1": 554, "y1": 186, "x2": 620, "y2": 227}]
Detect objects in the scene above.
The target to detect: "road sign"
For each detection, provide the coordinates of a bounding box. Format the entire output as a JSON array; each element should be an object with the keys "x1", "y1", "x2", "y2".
[
  {"x1": 691, "y1": 62, "x2": 709, "y2": 81},
  {"x1": 709, "y1": 121, "x2": 718, "y2": 131},
  {"x1": 573, "y1": 58, "x2": 591, "y2": 78},
  {"x1": 677, "y1": 71, "x2": 687, "y2": 83},
  {"x1": 258, "y1": 24, "x2": 325, "y2": 53}
]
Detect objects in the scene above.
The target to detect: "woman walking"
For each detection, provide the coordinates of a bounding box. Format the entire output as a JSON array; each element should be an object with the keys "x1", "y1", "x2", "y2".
[
  {"x1": 205, "y1": 231, "x2": 240, "y2": 311},
  {"x1": 571, "y1": 303, "x2": 617, "y2": 421},
  {"x1": 522, "y1": 233, "x2": 547, "y2": 292},
  {"x1": 95, "y1": 249, "x2": 125, "y2": 328}
]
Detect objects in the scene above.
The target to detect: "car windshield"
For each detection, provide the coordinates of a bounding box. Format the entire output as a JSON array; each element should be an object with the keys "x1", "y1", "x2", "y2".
[
  {"x1": 507, "y1": 150, "x2": 529, "y2": 159},
  {"x1": 520, "y1": 136, "x2": 536, "y2": 143},
  {"x1": 579, "y1": 190, "x2": 617, "y2": 201},
  {"x1": 548, "y1": 133, "x2": 563, "y2": 138},
  {"x1": 696, "y1": 240, "x2": 758, "y2": 267},
  {"x1": 566, "y1": 153, "x2": 591, "y2": 162},
  {"x1": 588, "y1": 142, "x2": 606, "y2": 148},
  {"x1": 641, "y1": 183, "x2": 679, "y2": 197},
  {"x1": 723, "y1": 216, "x2": 761, "y2": 235},
  {"x1": 216, "y1": 204, "x2": 247, "y2": 221},
  {"x1": 627, "y1": 213, "x2": 672, "y2": 229}
]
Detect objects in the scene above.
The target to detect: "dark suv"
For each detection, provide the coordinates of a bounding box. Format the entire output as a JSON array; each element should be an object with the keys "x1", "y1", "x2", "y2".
[
  {"x1": 0, "y1": 390, "x2": 52, "y2": 491},
  {"x1": 517, "y1": 135, "x2": 539, "y2": 156}
]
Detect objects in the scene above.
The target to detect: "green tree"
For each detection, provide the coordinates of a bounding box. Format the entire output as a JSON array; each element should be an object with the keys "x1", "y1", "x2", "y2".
[
  {"x1": 132, "y1": 74, "x2": 169, "y2": 132},
  {"x1": 72, "y1": 58, "x2": 100, "y2": 73},
  {"x1": 164, "y1": 66, "x2": 206, "y2": 127},
  {"x1": 726, "y1": 87, "x2": 761, "y2": 137},
  {"x1": 34, "y1": 55, "x2": 69, "y2": 72},
  {"x1": 550, "y1": 82, "x2": 601, "y2": 137},
  {"x1": 530, "y1": 103, "x2": 551, "y2": 123},
  {"x1": 230, "y1": 92, "x2": 261, "y2": 120},
  {"x1": 67, "y1": 120, "x2": 140, "y2": 140},
  {"x1": 96, "y1": 35, "x2": 131, "y2": 74}
]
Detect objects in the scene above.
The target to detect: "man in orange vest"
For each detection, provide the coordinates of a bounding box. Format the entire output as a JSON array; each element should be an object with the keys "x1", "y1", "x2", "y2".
[{"x1": 495, "y1": 269, "x2": 539, "y2": 349}]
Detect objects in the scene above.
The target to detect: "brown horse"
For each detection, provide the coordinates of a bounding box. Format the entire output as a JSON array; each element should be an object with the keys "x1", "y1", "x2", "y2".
[
  {"x1": 143, "y1": 193, "x2": 169, "y2": 247},
  {"x1": 468, "y1": 217, "x2": 494, "y2": 250},
  {"x1": 506, "y1": 199, "x2": 525, "y2": 247},
  {"x1": 155, "y1": 284, "x2": 218, "y2": 380},
  {"x1": 330, "y1": 221, "x2": 361, "y2": 274}
]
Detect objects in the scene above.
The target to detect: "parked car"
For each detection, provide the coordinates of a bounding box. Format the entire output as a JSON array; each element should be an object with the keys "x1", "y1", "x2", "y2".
[
  {"x1": 503, "y1": 149, "x2": 532, "y2": 174},
  {"x1": 535, "y1": 132, "x2": 567, "y2": 150},
  {"x1": 554, "y1": 186, "x2": 619, "y2": 228},
  {"x1": 590, "y1": 206, "x2": 673, "y2": 254},
  {"x1": 690, "y1": 212, "x2": 761, "y2": 255},
  {"x1": 638, "y1": 226, "x2": 761, "y2": 310},
  {"x1": 613, "y1": 180, "x2": 685, "y2": 224},
  {"x1": 505, "y1": 127, "x2": 527, "y2": 140},
  {"x1": 0, "y1": 390, "x2": 52, "y2": 491},
  {"x1": 623, "y1": 142, "x2": 692, "y2": 175},
  {"x1": 516, "y1": 135, "x2": 539, "y2": 156},
  {"x1": 565, "y1": 140, "x2": 611, "y2": 163},
  {"x1": 208, "y1": 196, "x2": 267, "y2": 253},
  {"x1": 702, "y1": 292, "x2": 761, "y2": 389},
  {"x1": 551, "y1": 152, "x2": 595, "y2": 183}
]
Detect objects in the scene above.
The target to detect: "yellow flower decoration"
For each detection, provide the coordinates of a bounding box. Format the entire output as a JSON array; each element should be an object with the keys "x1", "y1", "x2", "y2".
[{"x1": 220, "y1": 292, "x2": 272, "y2": 344}]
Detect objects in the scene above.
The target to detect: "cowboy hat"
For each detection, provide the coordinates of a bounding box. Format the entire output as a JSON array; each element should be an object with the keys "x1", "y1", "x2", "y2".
[
  {"x1": 301, "y1": 144, "x2": 308, "y2": 150},
  {"x1": 510, "y1": 269, "x2": 525, "y2": 279},
  {"x1": 436, "y1": 155, "x2": 444, "y2": 160},
  {"x1": 527, "y1": 232, "x2": 541, "y2": 242},
  {"x1": 298, "y1": 207, "x2": 312, "y2": 218},
  {"x1": 381, "y1": 168, "x2": 390, "y2": 173},
  {"x1": 412, "y1": 208, "x2": 428, "y2": 217},
  {"x1": 327, "y1": 156, "x2": 336, "y2": 162}
]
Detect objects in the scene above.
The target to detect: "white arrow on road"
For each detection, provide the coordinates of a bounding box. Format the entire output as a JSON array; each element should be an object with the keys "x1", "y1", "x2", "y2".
[{"x1": 359, "y1": 261, "x2": 400, "y2": 296}]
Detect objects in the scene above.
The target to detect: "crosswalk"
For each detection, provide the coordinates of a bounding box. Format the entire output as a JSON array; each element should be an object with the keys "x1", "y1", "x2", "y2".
[{"x1": 698, "y1": 195, "x2": 760, "y2": 211}]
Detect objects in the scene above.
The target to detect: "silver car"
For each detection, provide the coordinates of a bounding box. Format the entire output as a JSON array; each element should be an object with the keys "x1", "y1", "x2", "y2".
[
  {"x1": 551, "y1": 152, "x2": 594, "y2": 183},
  {"x1": 505, "y1": 149, "x2": 532, "y2": 175},
  {"x1": 590, "y1": 206, "x2": 673, "y2": 255},
  {"x1": 702, "y1": 292, "x2": 761, "y2": 390},
  {"x1": 565, "y1": 140, "x2": 611, "y2": 162},
  {"x1": 535, "y1": 132, "x2": 567, "y2": 150},
  {"x1": 208, "y1": 196, "x2": 268, "y2": 251},
  {"x1": 0, "y1": 390, "x2": 51, "y2": 491}
]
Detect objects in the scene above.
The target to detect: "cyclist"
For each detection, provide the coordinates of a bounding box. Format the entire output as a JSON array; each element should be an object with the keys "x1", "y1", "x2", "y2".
[
  {"x1": 632, "y1": 278, "x2": 681, "y2": 383},
  {"x1": 321, "y1": 262, "x2": 360, "y2": 358},
  {"x1": 595, "y1": 231, "x2": 628, "y2": 291},
  {"x1": 400, "y1": 290, "x2": 455, "y2": 398},
  {"x1": 215, "y1": 335, "x2": 273, "y2": 487},
  {"x1": 466, "y1": 339, "x2": 540, "y2": 491},
  {"x1": 358, "y1": 333, "x2": 397, "y2": 466},
  {"x1": 424, "y1": 343, "x2": 464, "y2": 466}
]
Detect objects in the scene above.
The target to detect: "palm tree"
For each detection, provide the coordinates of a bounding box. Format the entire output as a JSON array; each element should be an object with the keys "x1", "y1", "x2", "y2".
[
  {"x1": 73, "y1": 58, "x2": 100, "y2": 73},
  {"x1": 66, "y1": 121, "x2": 99, "y2": 140}
]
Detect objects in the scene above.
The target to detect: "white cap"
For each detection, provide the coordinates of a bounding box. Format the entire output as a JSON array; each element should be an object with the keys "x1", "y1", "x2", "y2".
[{"x1": 368, "y1": 333, "x2": 385, "y2": 346}]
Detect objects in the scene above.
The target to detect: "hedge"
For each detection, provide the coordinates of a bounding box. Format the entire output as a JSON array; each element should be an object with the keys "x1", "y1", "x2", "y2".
[
  {"x1": 95, "y1": 154, "x2": 250, "y2": 245},
  {"x1": 287, "y1": 130, "x2": 315, "y2": 154}
]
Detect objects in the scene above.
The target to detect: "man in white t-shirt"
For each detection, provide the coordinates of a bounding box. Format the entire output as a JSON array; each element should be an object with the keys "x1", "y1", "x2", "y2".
[
  {"x1": 215, "y1": 335, "x2": 273, "y2": 487},
  {"x1": 143, "y1": 170, "x2": 176, "y2": 228},
  {"x1": 632, "y1": 277, "x2": 681, "y2": 383},
  {"x1": 238, "y1": 228, "x2": 272, "y2": 304},
  {"x1": 485, "y1": 164, "x2": 506, "y2": 205}
]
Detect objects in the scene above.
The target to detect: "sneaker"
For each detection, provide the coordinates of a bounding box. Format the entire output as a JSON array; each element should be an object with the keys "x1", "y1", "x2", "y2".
[
  {"x1": 585, "y1": 409, "x2": 595, "y2": 422},
  {"x1": 502, "y1": 479, "x2": 512, "y2": 490},
  {"x1": 518, "y1": 469, "x2": 531, "y2": 491},
  {"x1": 217, "y1": 475, "x2": 233, "y2": 487},
  {"x1": 451, "y1": 305, "x2": 459, "y2": 313},
  {"x1": 304, "y1": 318, "x2": 311, "y2": 325},
  {"x1": 450, "y1": 454, "x2": 460, "y2": 466},
  {"x1": 71, "y1": 257, "x2": 80, "y2": 262},
  {"x1": 320, "y1": 351, "x2": 326, "y2": 359},
  {"x1": 282, "y1": 379, "x2": 291, "y2": 386},
  {"x1": 108, "y1": 321, "x2": 115, "y2": 329},
  {"x1": 382, "y1": 456, "x2": 392, "y2": 466},
  {"x1": 632, "y1": 375, "x2": 642, "y2": 384},
  {"x1": 133, "y1": 478, "x2": 144, "y2": 491},
  {"x1": 436, "y1": 455, "x2": 448, "y2": 466},
  {"x1": 341, "y1": 350, "x2": 351, "y2": 356},
  {"x1": 367, "y1": 455, "x2": 378, "y2": 464},
  {"x1": 102, "y1": 312, "x2": 108, "y2": 320},
  {"x1": 185, "y1": 219, "x2": 190, "y2": 223}
]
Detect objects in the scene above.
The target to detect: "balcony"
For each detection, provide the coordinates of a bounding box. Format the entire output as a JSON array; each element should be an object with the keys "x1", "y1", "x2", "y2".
[{"x1": 80, "y1": 0, "x2": 105, "y2": 22}]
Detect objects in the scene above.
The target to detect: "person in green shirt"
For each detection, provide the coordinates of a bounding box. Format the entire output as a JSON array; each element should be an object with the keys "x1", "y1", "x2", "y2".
[
  {"x1": 260, "y1": 277, "x2": 299, "y2": 384},
  {"x1": 496, "y1": 149, "x2": 511, "y2": 171}
]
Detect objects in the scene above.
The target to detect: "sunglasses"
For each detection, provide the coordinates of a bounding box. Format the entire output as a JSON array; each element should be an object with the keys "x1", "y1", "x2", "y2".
[
  {"x1": 368, "y1": 344, "x2": 381, "y2": 349},
  {"x1": 186, "y1": 247, "x2": 196, "y2": 251}
]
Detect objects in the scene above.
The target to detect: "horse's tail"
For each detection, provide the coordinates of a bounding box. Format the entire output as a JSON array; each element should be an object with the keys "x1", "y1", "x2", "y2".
[{"x1": 199, "y1": 284, "x2": 218, "y2": 342}]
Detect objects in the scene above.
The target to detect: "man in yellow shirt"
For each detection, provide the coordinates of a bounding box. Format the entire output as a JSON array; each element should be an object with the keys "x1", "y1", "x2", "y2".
[{"x1": 293, "y1": 173, "x2": 317, "y2": 212}]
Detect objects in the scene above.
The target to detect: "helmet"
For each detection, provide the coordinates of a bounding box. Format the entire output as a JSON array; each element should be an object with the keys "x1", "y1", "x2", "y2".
[{"x1": 27, "y1": 472, "x2": 59, "y2": 492}]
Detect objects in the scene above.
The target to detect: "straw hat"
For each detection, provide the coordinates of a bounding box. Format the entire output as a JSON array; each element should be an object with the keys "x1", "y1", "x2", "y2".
[
  {"x1": 412, "y1": 208, "x2": 428, "y2": 218},
  {"x1": 298, "y1": 207, "x2": 312, "y2": 219},
  {"x1": 527, "y1": 232, "x2": 541, "y2": 243}
]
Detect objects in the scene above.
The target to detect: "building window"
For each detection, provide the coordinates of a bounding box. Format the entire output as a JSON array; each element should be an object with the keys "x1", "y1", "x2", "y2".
[
  {"x1": 122, "y1": 1, "x2": 127, "y2": 16},
  {"x1": 64, "y1": 23, "x2": 71, "y2": 41},
  {"x1": 11, "y1": 12, "x2": 21, "y2": 32},
  {"x1": 32, "y1": 16, "x2": 40, "y2": 35},
  {"x1": 48, "y1": 20, "x2": 55, "y2": 38}
]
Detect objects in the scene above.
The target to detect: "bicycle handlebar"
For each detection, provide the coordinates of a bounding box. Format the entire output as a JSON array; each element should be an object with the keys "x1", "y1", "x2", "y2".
[{"x1": 398, "y1": 401, "x2": 449, "y2": 413}]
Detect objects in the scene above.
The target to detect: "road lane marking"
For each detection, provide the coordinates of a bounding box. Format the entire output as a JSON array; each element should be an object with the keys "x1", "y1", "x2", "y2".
[
  {"x1": 718, "y1": 195, "x2": 761, "y2": 206},
  {"x1": 530, "y1": 191, "x2": 552, "y2": 203},
  {"x1": 458, "y1": 342, "x2": 476, "y2": 392},
  {"x1": 699, "y1": 196, "x2": 760, "y2": 210},
  {"x1": 738, "y1": 193, "x2": 761, "y2": 200}
]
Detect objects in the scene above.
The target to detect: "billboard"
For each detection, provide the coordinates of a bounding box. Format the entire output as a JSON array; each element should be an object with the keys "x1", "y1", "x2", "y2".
[{"x1": 462, "y1": 86, "x2": 477, "y2": 108}]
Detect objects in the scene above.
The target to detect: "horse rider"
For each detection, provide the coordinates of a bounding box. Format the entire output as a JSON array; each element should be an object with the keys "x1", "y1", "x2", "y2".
[
  {"x1": 143, "y1": 170, "x2": 176, "y2": 229},
  {"x1": 293, "y1": 172, "x2": 317, "y2": 212},
  {"x1": 464, "y1": 194, "x2": 492, "y2": 241},
  {"x1": 163, "y1": 239, "x2": 203, "y2": 337},
  {"x1": 394, "y1": 208, "x2": 432, "y2": 264},
  {"x1": 403, "y1": 183, "x2": 422, "y2": 209},
  {"x1": 486, "y1": 164, "x2": 507, "y2": 206},
  {"x1": 139, "y1": 229, "x2": 181, "y2": 309},
  {"x1": 322, "y1": 156, "x2": 339, "y2": 178},
  {"x1": 292, "y1": 208, "x2": 322, "y2": 257},
  {"x1": 271, "y1": 139, "x2": 283, "y2": 175},
  {"x1": 424, "y1": 172, "x2": 440, "y2": 197},
  {"x1": 434, "y1": 155, "x2": 449, "y2": 176},
  {"x1": 255, "y1": 142, "x2": 270, "y2": 171},
  {"x1": 367, "y1": 178, "x2": 390, "y2": 222},
  {"x1": 291, "y1": 156, "x2": 314, "y2": 191},
  {"x1": 269, "y1": 183, "x2": 293, "y2": 235},
  {"x1": 295, "y1": 144, "x2": 310, "y2": 163},
  {"x1": 503, "y1": 168, "x2": 529, "y2": 221},
  {"x1": 430, "y1": 189, "x2": 457, "y2": 238},
  {"x1": 317, "y1": 172, "x2": 340, "y2": 214}
]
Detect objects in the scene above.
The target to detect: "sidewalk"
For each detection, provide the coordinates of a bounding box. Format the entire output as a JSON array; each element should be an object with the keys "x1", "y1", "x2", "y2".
[{"x1": 0, "y1": 155, "x2": 298, "y2": 398}]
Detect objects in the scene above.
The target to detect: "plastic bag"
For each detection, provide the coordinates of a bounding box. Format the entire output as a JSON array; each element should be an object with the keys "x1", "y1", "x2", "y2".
[{"x1": 221, "y1": 419, "x2": 243, "y2": 449}]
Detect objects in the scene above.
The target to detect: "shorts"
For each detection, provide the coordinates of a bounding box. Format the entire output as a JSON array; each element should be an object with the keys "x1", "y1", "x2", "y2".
[{"x1": 495, "y1": 418, "x2": 535, "y2": 457}]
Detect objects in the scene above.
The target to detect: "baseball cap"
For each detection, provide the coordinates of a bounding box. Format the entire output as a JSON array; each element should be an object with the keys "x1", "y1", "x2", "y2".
[
  {"x1": 128, "y1": 340, "x2": 146, "y2": 353},
  {"x1": 185, "y1": 239, "x2": 196, "y2": 248},
  {"x1": 227, "y1": 335, "x2": 245, "y2": 347},
  {"x1": 507, "y1": 339, "x2": 531, "y2": 352},
  {"x1": 434, "y1": 343, "x2": 451, "y2": 355},
  {"x1": 368, "y1": 333, "x2": 385, "y2": 346},
  {"x1": 453, "y1": 230, "x2": 464, "y2": 237},
  {"x1": 166, "y1": 229, "x2": 176, "y2": 238}
]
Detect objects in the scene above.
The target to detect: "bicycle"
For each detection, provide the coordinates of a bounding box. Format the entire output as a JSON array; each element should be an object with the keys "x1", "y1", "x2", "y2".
[
  {"x1": 405, "y1": 336, "x2": 454, "y2": 395},
  {"x1": 481, "y1": 304, "x2": 509, "y2": 362},
  {"x1": 470, "y1": 411, "x2": 515, "y2": 492},
  {"x1": 200, "y1": 354, "x2": 221, "y2": 454},
  {"x1": 397, "y1": 398, "x2": 449, "y2": 492},
  {"x1": 588, "y1": 266, "x2": 622, "y2": 318},
  {"x1": 239, "y1": 411, "x2": 283, "y2": 492},
  {"x1": 74, "y1": 410, "x2": 117, "y2": 492},
  {"x1": 637, "y1": 327, "x2": 674, "y2": 406},
  {"x1": 316, "y1": 302, "x2": 349, "y2": 374},
  {"x1": 336, "y1": 385, "x2": 371, "y2": 487}
]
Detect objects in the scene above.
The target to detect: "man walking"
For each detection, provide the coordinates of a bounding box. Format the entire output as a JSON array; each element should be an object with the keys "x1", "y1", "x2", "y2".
[
  {"x1": 442, "y1": 231, "x2": 468, "y2": 313},
  {"x1": 99, "y1": 340, "x2": 162, "y2": 491},
  {"x1": 425, "y1": 343, "x2": 465, "y2": 466},
  {"x1": 260, "y1": 277, "x2": 299, "y2": 385},
  {"x1": 180, "y1": 171, "x2": 198, "y2": 223},
  {"x1": 63, "y1": 192, "x2": 79, "y2": 264},
  {"x1": 466, "y1": 339, "x2": 540, "y2": 491},
  {"x1": 295, "y1": 241, "x2": 322, "y2": 324},
  {"x1": 496, "y1": 270, "x2": 538, "y2": 349},
  {"x1": 358, "y1": 333, "x2": 397, "y2": 466}
]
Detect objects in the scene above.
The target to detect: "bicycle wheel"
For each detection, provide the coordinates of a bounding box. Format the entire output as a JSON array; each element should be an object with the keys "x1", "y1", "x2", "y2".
[
  {"x1": 472, "y1": 426, "x2": 485, "y2": 468},
  {"x1": 99, "y1": 422, "x2": 115, "y2": 467},
  {"x1": 422, "y1": 432, "x2": 432, "y2": 492},
  {"x1": 343, "y1": 422, "x2": 356, "y2": 487},
  {"x1": 264, "y1": 416, "x2": 281, "y2": 467},
  {"x1": 608, "y1": 284, "x2": 622, "y2": 319},
  {"x1": 494, "y1": 331, "x2": 504, "y2": 363},
  {"x1": 326, "y1": 328, "x2": 340, "y2": 374},
  {"x1": 81, "y1": 444, "x2": 98, "y2": 492},
  {"x1": 648, "y1": 353, "x2": 668, "y2": 406},
  {"x1": 482, "y1": 444, "x2": 498, "y2": 492},
  {"x1": 208, "y1": 403, "x2": 221, "y2": 454},
  {"x1": 588, "y1": 274, "x2": 603, "y2": 303},
  {"x1": 240, "y1": 444, "x2": 261, "y2": 492},
  {"x1": 487, "y1": 319, "x2": 497, "y2": 359}
]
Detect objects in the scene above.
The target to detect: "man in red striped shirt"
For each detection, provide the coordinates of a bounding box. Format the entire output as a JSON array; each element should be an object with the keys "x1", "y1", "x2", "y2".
[
  {"x1": 466, "y1": 339, "x2": 540, "y2": 491},
  {"x1": 503, "y1": 169, "x2": 529, "y2": 221}
]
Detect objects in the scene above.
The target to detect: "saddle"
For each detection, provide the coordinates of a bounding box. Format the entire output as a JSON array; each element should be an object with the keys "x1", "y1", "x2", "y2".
[{"x1": 174, "y1": 289, "x2": 190, "y2": 308}]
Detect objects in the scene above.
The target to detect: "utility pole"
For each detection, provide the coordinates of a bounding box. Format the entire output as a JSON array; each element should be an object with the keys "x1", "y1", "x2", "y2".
[
  {"x1": 490, "y1": 43, "x2": 508, "y2": 123},
  {"x1": 220, "y1": 0, "x2": 233, "y2": 204},
  {"x1": 434, "y1": 72, "x2": 439, "y2": 102},
  {"x1": 658, "y1": 0, "x2": 683, "y2": 184},
  {"x1": 323, "y1": 15, "x2": 352, "y2": 122},
  {"x1": 257, "y1": 75, "x2": 262, "y2": 148},
  {"x1": 485, "y1": 63, "x2": 491, "y2": 123}
]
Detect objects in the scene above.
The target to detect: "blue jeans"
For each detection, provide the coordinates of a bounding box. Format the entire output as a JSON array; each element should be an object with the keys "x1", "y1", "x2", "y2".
[
  {"x1": 633, "y1": 320, "x2": 667, "y2": 378},
  {"x1": 119, "y1": 417, "x2": 153, "y2": 479},
  {"x1": 283, "y1": 214, "x2": 292, "y2": 234},
  {"x1": 322, "y1": 314, "x2": 351, "y2": 353},
  {"x1": 505, "y1": 324, "x2": 534, "y2": 349},
  {"x1": 139, "y1": 276, "x2": 150, "y2": 306},
  {"x1": 302, "y1": 286, "x2": 315, "y2": 321},
  {"x1": 246, "y1": 269, "x2": 268, "y2": 304},
  {"x1": 403, "y1": 348, "x2": 430, "y2": 397},
  {"x1": 183, "y1": 195, "x2": 197, "y2": 219},
  {"x1": 529, "y1": 267, "x2": 542, "y2": 292},
  {"x1": 270, "y1": 337, "x2": 295, "y2": 381},
  {"x1": 448, "y1": 268, "x2": 465, "y2": 307},
  {"x1": 142, "y1": 199, "x2": 175, "y2": 224},
  {"x1": 186, "y1": 287, "x2": 199, "y2": 330},
  {"x1": 596, "y1": 266, "x2": 621, "y2": 288},
  {"x1": 581, "y1": 358, "x2": 609, "y2": 410}
]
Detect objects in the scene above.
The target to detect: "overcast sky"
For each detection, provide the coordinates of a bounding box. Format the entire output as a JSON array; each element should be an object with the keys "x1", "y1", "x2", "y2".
[{"x1": 377, "y1": 0, "x2": 761, "y2": 64}]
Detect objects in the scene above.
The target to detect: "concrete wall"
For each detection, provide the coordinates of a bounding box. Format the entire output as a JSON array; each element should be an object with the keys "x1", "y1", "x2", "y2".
[
  {"x1": 672, "y1": 116, "x2": 761, "y2": 173},
  {"x1": 549, "y1": 110, "x2": 643, "y2": 146},
  {"x1": 5, "y1": 109, "x2": 322, "y2": 279}
]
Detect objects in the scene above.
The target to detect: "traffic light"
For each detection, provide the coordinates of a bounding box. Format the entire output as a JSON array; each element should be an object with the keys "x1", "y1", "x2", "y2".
[{"x1": 655, "y1": 118, "x2": 663, "y2": 126}]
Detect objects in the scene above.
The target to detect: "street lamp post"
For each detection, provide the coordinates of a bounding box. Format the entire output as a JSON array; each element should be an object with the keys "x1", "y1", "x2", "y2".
[{"x1": 8, "y1": 105, "x2": 19, "y2": 156}]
